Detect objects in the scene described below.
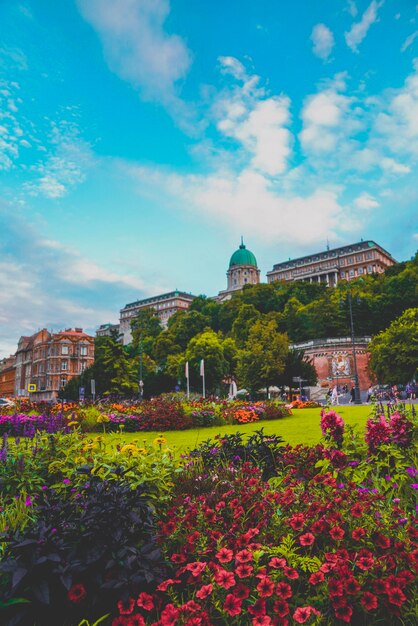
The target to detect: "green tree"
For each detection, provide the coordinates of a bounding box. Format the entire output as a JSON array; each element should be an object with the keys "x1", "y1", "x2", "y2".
[
  {"x1": 368, "y1": 308, "x2": 418, "y2": 384},
  {"x1": 277, "y1": 349, "x2": 317, "y2": 396},
  {"x1": 237, "y1": 319, "x2": 288, "y2": 396},
  {"x1": 185, "y1": 330, "x2": 230, "y2": 394},
  {"x1": 231, "y1": 304, "x2": 261, "y2": 348}
]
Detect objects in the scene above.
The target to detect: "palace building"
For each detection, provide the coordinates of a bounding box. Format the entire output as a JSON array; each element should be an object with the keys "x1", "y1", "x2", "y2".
[
  {"x1": 119, "y1": 290, "x2": 196, "y2": 345},
  {"x1": 267, "y1": 240, "x2": 396, "y2": 286},
  {"x1": 217, "y1": 238, "x2": 261, "y2": 301}
]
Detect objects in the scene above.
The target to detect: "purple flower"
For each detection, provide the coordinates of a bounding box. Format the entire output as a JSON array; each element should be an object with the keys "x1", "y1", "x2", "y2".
[
  {"x1": 62, "y1": 478, "x2": 71, "y2": 484},
  {"x1": 406, "y1": 467, "x2": 418, "y2": 477},
  {"x1": 410, "y1": 484, "x2": 418, "y2": 490},
  {"x1": 25, "y1": 496, "x2": 32, "y2": 507}
]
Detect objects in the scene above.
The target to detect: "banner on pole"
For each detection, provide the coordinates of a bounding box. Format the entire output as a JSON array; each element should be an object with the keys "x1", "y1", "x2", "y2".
[
  {"x1": 185, "y1": 361, "x2": 189, "y2": 379},
  {"x1": 200, "y1": 359, "x2": 205, "y2": 377}
]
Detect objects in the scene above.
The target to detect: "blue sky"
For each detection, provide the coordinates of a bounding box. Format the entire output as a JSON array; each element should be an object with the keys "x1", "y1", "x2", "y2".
[{"x1": 1, "y1": 0, "x2": 418, "y2": 357}]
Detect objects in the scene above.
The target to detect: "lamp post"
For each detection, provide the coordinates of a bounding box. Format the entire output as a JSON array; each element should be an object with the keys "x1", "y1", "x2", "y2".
[
  {"x1": 347, "y1": 290, "x2": 361, "y2": 405},
  {"x1": 138, "y1": 331, "x2": 144, "y2": 402}
]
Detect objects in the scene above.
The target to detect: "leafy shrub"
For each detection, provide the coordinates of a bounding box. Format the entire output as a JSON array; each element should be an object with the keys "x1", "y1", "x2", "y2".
[{"x1": 0, "y1": 477, "x2": 167, "y2": 626}]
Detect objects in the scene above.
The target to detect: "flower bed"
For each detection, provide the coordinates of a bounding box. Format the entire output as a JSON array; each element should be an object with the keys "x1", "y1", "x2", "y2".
[
  {"x1": 0, "y1": 399, "x2": 291, "y2": 435},
  {"x1": 0, "y1": 405, "x2": 416, "y2": 625}
]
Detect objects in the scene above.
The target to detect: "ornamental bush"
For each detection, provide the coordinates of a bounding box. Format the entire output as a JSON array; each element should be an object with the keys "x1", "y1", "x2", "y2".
[{"x1": 0, "y1": 477, "x2": 167, "y2": 626}]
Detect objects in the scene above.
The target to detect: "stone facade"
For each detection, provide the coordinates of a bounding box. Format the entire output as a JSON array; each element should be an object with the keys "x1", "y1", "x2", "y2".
[
  {"x1": 119, "y1": 291, "x2": 196, "y2": 345},
  {"x1": 291, "y1": 336, "x2": 373, "y2": 391},
  {"x1": 0, "y1": 355, "x2": 16, "y2": 397},
  {"x1": 14, "y1": 328, "x2": 94, "y2": 401},
  {"x1": 267, "y1": 240, "x2": 396, "y2": 286}
]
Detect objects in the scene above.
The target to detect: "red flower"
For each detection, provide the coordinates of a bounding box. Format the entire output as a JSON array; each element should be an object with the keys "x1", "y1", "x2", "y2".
[
  {"x1": 186, "y1": 562, "x2": 206, "y2": 577},
  {"x1": 235, "y1": 583, "x2": 250, "y2": 599},
  {"x1": 387, "y1": 587, "x2": 407, "y2": 607},
  {"x1": 351, "y1": 527, "x2": 366, "y2": 541},
  {"x1": 157, "y1": 578, "x2": 181, "y2": 592},
  {"x1": 293, "y1": 607, "x2": 312, "y2": 623},
  {"x1": 351, "y1": 503, "x2": 364, "y2": 517},
  {"x1": 344, "y1": 577, "x2": 361, "y2": 595},
  {"x1": 309, "y1": 571, "x2": 324, "y2": 585},
  {"x1": 269, "y1": 557, "x2": 286, "y2": 569},
  {"x1": 214, "y1": 568, "x2": 236, "y2": 589},
  {"x1": 196, "y1": 584, "x2": 213, "y2": 599},
  {"x1": 273, "y1": 599, "x2": 289, "y2": 617},
  {"x1": 257, "y1": 576, "x2": 275, "y2": 598},
  {"x1": 127, "y1": 616, "x2": 145, "y2": 626},
  {"x1": 329, "y1": 526, "x2": 345, "y2": 540},
  {"x1": 252, "y1": 617, "x2": 272, "y2": 626},
  {"x1": 117, "y1": 598, "x2": 136, "y2": 616},
  {"x1": 67, "y1": 583, "x2": 87, "y2": 604},
  {"x1": 160, "y1": 604, "x2": 180, "y2": 626},
  {"x1": 171, "y1": 553, "x2": 186, "y2": 564},
  {"x1": 376, "y1": 533, "x2": 391, "y2": 549},
  {"x1": 112, "y1": 618, "x2": 128, "y2": 626},
  {"x1": 224, "y1": 593, "x2": 242, "y2": 617},
  {"x1": 361, "y1": 592, "x2": 378, "y2": 611},
  {"x1": 299, "y1": 533, "x2": 315, "y2": 546},
  {"x1": 357, "y1": 556, "x2": 374, "y2": 570},
  {"x1": 136, "y1": 592, "x2": 154, "y2": 611},
  {"x1": 283, "y1": 567, "x2": 299, "y2": 579},
  {"x1": 248, "y1": 599, "x2": 266, "y2": 617},
  {"x1": 276, "y1": 582, "x2": 292, "y2": 599},
  {"x1": 216, "y1": 547, "x2": 233, "y2": 563},
  {"x1": 328, "y1": 578, "x2": 344, "y2": 597},
  {"x1": 334, "y1": 604, "x2": 353, "y2": 623},
  {"x1": 235, "y1": 549, "x2": 252, "y2": 563},
  {"x1": 373, "y1": 579, "x2": 388, "y2": 595},
  {"x1": 289, "y1": 513, "x2": 305, "y2": 531},
  {"x1": 236, "y1": 563, "x2": 253, "y2": 578},
  {"x1": 182, "y1": 600, "x2": 201, "y2": 613}
]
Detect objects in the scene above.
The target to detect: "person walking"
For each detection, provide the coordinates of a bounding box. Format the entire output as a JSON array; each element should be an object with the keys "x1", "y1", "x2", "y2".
[
  {"x1": 331, "y1": 386, "x2": 338, "y2": 405},
  {"x1": 350, "y1": 386, "x2": 355, "y2": 403}
]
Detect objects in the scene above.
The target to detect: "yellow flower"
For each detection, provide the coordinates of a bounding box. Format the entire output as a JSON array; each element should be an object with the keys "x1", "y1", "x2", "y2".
[
  {"x1": 97, "y1": 414, "x2": 110, "y2": 423},
  {"x1": 68, "y1": 421, "x2": 78, "y2": 427},
  {"x1": 82, "y1": 443, "x2": 98, "y2": 452},
  {"x1": 94, "y1": 436, "x2": 104, "y2": 442},
  {"x1": 120, "y1": 444, "x2": 139, "y2": 455},
  {"x1": 153, "y1": 435, "x2": 167, "y2": 446}
]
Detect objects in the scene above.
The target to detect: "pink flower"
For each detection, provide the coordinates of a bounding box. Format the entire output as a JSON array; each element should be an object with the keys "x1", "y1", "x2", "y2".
[
  {"x1": 196, "y1": 584, "x2": 213, "y2": 599},
  {"x1": 293, "y1": 607, "x2": 312, "y2": 623}
]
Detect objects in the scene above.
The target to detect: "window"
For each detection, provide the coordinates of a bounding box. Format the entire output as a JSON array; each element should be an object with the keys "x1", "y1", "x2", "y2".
[
  {"x1": 349, "y1": 270, "x2": 355, "y2": 277},
  {"x1": 368, "y1": 265, "x2": 373, "y2": 273},
  {"x1": 62, "y1": 345, "x2": 69, "y2": 355},
  {"x1": 80, "y1": 346, "x2": 88, "y2": 356},
  {"x1": 61, "y1": 361, "x2": 68, "y2": 371},
  {"x1": 60, "y1": 377, "x2": 66, "y2": 388},
  {"x1": 356, "y1": 254, "x2": 363, "y2": 261},
  {"x1": 365, "y1": 252, "x2": 372, "y2": 260},
  {"x1": 341, "y1": 271, "x2": 345, "y2": 278},
  {"x1": 80, "y1": 362, "x2": 86, "y2": 373},
  {"x1": 358, "y1": 267, "x2": 363, "y2": 274}
]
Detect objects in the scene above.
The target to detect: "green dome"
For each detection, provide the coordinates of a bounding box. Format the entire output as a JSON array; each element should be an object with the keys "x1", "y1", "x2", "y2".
[{"x1": 229, "y1": 240, "x2": 258, "y2": 268}]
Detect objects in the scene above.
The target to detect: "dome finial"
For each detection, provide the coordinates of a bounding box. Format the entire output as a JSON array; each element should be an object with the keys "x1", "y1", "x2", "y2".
[{"x1": 240, "y1": 235, "x2": 245, "y2": 249}]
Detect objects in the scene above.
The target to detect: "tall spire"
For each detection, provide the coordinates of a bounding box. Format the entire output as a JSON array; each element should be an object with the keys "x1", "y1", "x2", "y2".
[{"x1": 240, "y1": 235, "x2": 245, "y2": 249}]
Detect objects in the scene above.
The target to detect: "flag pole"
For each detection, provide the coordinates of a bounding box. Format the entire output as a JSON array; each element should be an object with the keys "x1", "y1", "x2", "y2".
[{"x1": 201, "y1": 359, "x2": 205, "y2": 399}]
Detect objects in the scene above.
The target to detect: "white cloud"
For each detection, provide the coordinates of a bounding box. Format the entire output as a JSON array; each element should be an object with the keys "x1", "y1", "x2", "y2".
[
  {"x1": 354, "y1": 192, "x2": 379, "y2": 209},
  {"x1": 130, "y1": 163, "x2": 346, "y2": 245},
  {"x1": 311, "y1": 24, "x2": 335, "y2": 61},
  {"x1": 401, "y1": 31, "x2": 418, "y2": 52},
  {"x1": 373, "y1": 59, "x2": 418, "y2": 156},
  {"x1": 345, "y1": 1, "x2": 384, "y2": 52},
  {"x1": 0, "y1": 209, "x2": 166, "y2": 358},
  {"x1": 76, "y1": 0, "x2": 191, "y2": 107},
  {"x1": 24, "y1": 120, "x2": 94, "y2": 198},
  {"x1": 214, "y1": 57, "x2": 292, "y2": 176}
]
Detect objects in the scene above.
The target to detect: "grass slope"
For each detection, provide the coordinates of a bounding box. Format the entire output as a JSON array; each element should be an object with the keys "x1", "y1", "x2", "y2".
[{"x1": 102, "y1": 405, "x2": 373, "y2": 454}]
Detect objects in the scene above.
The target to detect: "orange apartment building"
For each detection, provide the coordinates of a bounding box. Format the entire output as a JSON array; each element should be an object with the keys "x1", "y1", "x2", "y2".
[
  {"x1": 0, "y1": 355, "x2": 16, "y2": 397},
  {"x1": 14, "y1": 328, "x2": 94, "y2": 401},
  {"x1": 267, "y1": 240, "x2": 396, "y2": 286}
]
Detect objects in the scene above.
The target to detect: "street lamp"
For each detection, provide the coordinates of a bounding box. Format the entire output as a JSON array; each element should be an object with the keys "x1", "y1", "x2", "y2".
[
  {"x1": 347, "y1": 290, "x2": 362, "y2": 405},
  {"x1": 138, "y1": 331, "x2": 144, "y2": 402}
]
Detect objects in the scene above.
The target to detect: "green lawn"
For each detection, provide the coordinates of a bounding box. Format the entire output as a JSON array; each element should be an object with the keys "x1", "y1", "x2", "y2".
[{"x1": 101, "y1": 405, "x2": 373, "y2": 454}]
